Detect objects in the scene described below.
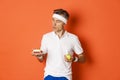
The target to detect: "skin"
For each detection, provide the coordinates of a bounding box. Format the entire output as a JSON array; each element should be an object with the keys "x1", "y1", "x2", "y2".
[
  {"x1": 52, "y1": 17, "x2": 65, "y2": 38},
  {"x1": 32, "y1": 15, "x2": 85, "y2": 63}
]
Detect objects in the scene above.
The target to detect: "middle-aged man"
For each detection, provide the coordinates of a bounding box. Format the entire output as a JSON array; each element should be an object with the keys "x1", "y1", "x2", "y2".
[{"x1": 32, "y1": 8, "x2": 85, "y2": 80}]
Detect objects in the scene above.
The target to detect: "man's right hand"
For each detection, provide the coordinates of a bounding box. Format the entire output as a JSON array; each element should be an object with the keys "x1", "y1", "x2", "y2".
[{"x1": 32, "y1": 49, "x2": 45, "y2": 62}]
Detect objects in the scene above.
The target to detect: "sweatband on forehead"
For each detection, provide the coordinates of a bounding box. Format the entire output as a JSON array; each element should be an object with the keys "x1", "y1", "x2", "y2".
[{"x1": 52, "y1": 14, "x2": 67, "y2": 24}]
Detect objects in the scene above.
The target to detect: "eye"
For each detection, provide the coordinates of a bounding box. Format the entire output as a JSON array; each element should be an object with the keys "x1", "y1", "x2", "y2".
[{"x1": 56, "y1": 20, "x2": 62, "y2": 23}]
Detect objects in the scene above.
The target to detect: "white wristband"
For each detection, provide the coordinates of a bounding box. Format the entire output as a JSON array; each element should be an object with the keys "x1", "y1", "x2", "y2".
[{"x1": 74, "y1": 56, "x2": 79, "y2": 62}]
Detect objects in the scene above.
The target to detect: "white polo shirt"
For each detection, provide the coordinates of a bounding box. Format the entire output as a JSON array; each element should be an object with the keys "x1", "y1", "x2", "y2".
[{"x1": 40, "y1": 31, "x2": 83, "y2": 80}]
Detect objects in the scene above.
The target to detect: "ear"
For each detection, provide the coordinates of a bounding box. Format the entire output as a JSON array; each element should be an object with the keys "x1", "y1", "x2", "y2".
[{"x1": 63, "y1": 22, "x2": 66, "y2": 26}]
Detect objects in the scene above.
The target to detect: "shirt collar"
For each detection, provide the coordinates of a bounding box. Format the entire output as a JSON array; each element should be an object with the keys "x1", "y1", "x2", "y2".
[{"x1": 52, "y1": 30, "x2": 68, "y2": 38}]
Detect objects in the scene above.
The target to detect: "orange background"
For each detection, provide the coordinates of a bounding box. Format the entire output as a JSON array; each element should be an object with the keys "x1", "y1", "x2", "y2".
[{"x1": 0, "y1": 0, "x2": 120, "y2": 80}]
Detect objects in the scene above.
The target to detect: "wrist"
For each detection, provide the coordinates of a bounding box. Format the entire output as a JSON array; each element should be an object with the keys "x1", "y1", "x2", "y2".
[{"x1": 37, "y1": 55, "x2": 43, "y2": 60}]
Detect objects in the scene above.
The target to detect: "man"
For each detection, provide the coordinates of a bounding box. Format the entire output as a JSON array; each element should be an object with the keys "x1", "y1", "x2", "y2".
[{"x1": 32, "y1": 9, "x2": 85, "y2": 80}]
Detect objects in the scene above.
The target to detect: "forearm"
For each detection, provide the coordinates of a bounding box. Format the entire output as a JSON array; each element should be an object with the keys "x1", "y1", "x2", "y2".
[
  {"x1": 78, "y1": 54, "x2": 85, "y2": 63},
  {"x1": 73, "y1": 54, "x2": 85, "y2": 63}
]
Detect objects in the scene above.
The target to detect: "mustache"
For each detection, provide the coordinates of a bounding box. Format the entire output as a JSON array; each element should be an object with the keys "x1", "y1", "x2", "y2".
[
  {"x1": 52, "y1": 25, "x2": 57, "y2": 28},
  {"x1": 53, "y1": 26, "x2": 57, "y2": 29}
]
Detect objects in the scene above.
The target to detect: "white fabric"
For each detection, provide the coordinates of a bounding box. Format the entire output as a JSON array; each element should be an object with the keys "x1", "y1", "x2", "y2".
[
  {"x1": 53, "y1": 14, "x2": 67, "y2": 24},
  {"x1": 73, "y1": 56, "x2": 79, "y2": 62},
  {"x1": 40, "y1": 31, "x2": 83, "y2": 80}
]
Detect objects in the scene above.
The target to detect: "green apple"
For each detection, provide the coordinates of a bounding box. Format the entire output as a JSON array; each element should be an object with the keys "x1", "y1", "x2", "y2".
[{"x1": 66, "y1": 54, "x2": 71, "y2": 60}]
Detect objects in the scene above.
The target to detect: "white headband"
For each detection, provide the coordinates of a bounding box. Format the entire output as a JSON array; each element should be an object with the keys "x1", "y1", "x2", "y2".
[{"x1": 52, "y1": 14, "x2": 67, "y2": 24}]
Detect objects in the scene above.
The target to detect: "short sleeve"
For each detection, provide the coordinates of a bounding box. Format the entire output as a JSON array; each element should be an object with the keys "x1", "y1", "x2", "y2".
[
  {"x1": 73, "y1": 36, "x2": 83, "y2": 55},
  {"x1": 40, "y1": 35, "x2": 48, "y2": 54}
]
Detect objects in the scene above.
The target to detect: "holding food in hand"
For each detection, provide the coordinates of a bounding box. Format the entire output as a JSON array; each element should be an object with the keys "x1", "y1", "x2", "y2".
[
  {"x1": 31, "y1": 9, "x2": 85, "y2": 80},
  {"x1": 66, "y1": 53, "x2": 71, "y2": 60},
  {"x1": 32, "y1": 49, "x2": 44, "y2": 61},
  {"x1": 32, "y1": 49, "x2": 43, "y2": 56},
  {"x1": 65, "y1": 51, "x2": 73, "y2": 62}
]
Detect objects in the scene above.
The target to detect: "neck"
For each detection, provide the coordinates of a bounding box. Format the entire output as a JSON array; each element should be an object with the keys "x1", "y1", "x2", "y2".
[{"x1": 55, "y1": 29, "x2": 65, "y2": 38}]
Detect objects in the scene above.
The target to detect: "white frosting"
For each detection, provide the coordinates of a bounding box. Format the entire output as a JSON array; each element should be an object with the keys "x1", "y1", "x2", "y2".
[{"x1": 33, "y1": 49, "x2": 40, "y2": 52}]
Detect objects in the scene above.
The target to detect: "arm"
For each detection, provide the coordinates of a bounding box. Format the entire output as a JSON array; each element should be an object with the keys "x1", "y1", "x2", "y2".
[
  {"x1": 64, "y1": 53, "x2": 85, "y2": 63},
  {"x1": 37, "y1": 35, "x2": 47, "y2": 62},
  {"x1": 76, "y1": 53, "x2": 85, "y2": 63},
  {"x1": 72, "y1": 36, "x2": 85, "y2": 63}
]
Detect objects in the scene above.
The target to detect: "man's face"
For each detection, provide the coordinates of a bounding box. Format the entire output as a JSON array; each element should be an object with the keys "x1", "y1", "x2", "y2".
[{"x1": 52, "y1": 17, "x2": 65, "y2": 32}]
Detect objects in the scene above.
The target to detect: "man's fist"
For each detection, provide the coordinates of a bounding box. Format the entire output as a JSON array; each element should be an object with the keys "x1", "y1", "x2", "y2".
[{"x1": 64, "y1": 53, "x2": 73, "y2": 62}]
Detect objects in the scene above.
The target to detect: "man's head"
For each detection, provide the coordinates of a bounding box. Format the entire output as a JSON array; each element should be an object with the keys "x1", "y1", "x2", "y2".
[
  {"x1": 52, "y1": 9, "x2": 69, "y2": 32},
  {"x1": 53, "y1": 9, "x2": 69, "y2": 21}
]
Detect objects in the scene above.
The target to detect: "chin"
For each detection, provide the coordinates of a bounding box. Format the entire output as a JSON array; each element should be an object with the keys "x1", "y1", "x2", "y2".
[
  {"x1": 53, "y1": 29, "x2": 57, "y2": 32},
  {"x1": 52, "y1": 28, "x2": 56, "y2": 30}
]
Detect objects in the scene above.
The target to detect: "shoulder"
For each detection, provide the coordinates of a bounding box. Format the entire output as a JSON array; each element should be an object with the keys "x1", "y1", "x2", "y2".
[
  {"x1": 42, "y1": 32, "x2": 53, "y2": 37},
  {"x1": 66, "y1": 32, "x2": 81, "y2": 43},
  {"x1": 67, "y1": 32, "x2": 78, "y2": 39}
]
